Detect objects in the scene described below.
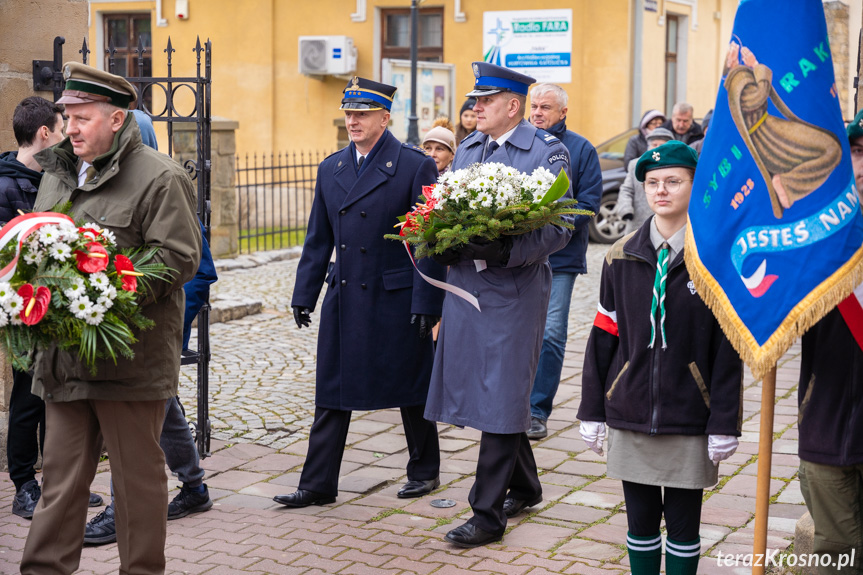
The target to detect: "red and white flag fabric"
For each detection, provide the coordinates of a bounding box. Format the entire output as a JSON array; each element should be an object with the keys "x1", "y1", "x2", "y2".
[{"x1": 838, "y1": 282, "x2": 863, "y2": 351}]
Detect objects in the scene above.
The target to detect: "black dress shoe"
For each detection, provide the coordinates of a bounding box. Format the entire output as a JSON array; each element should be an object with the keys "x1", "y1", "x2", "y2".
[
  {"x1": 444, "y1": 521, "x2": 503, "y2": 548},
  {"x1": 273, "y1": 489, "x2": 336, "y2": 508},
  {"x1": 397, "y1": 477, "x2": 440, "y2": 499},
  {"x1": 503, "y1": 494, "x2": 543, "y2": 517},
  {"x1": 526, "y1": 417, "x2": 548, "y2": 440}
]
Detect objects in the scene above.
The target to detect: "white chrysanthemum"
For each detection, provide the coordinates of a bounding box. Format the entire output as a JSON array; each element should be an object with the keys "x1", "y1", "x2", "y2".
[
  {"x1": 99, "y1": 284, "x2": 117, "y2": 300},
  {"x1": 100, "y1": 229, "x2": 116, "y2": 245},
  {"x1": 89, "y1": 272, "x2": 110, "y2": 290},
  {"x1": 97, "y1": 295, "x2": 114, "y2": 310},
  {"x1": 63, "y1": 280, "x2": 86, "y2": 299},
  {"x1": 37, "y1": 225, "x2": 61, "y2": 245},
  {"x1": 68, "y1": 297, "x2": 93, "y2": 319},
  {"x1": 3, "y1": 293, "x2": 24, "y2": 316},
  {"x1": 48, "y1": 242, "x2": 72, "y2": 261},
  {"x1": 0, "y1": 283, "x2": 14, "y2": 303},
  {"x1": 477, "y1": 192, "x2": 494, "y2": 208},
  {"x1": 532, "y1": 191, "x2": 544, "y2": 203},
  {"x1": 57, "y1": 221, "x2": 80, "y2": 242},
  {"x1": 84, "y1": 307, "x2": 105, "y2": 326},
  {"x1": 23, "y1": 250, "x2": 44, "y2": 266},
  {"x1": 0, "y1": 311, "x2": 9, "y2": 328},
  {"x1": 468, "y1": 199, "x2": 479, "y2": 210},
  {"x1": 9, "y1": 314, "x2": 22, "y2": 326}
]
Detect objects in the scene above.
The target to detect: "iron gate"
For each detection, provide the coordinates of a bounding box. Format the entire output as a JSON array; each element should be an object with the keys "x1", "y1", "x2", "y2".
[{"x1": 34, "y1": 36, "x2": 214, "y2": 458}]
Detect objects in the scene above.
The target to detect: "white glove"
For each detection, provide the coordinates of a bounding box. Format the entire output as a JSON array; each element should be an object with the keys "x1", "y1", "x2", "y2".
[
  {"x1": 579, "y1": 421, "x2": 607, "y2": 455},
  {"x1": 708, "y1": 435, "x2": 739, "y2": 466}
]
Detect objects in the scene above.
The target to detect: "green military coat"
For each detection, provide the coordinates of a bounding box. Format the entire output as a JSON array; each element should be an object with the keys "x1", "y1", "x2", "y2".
[{"x1": 31, "y1": 114, "x2": 201, "y2": 402}]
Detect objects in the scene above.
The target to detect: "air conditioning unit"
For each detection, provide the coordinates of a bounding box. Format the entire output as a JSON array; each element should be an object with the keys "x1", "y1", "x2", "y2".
[{"x1": 299, "y1": 36, "x2": 357, "y2": 76}]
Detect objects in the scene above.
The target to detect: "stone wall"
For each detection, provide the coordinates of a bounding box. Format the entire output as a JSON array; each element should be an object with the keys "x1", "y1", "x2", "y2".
[
  {"x1": 174, "y1": 118, "x2": 240, "y2": 258},
  {"x1": 825, "y1": 0, "x2": 850, "y2": 119},
  {"x1": 0, "y1": 0, "x2": 88, "y2": 471}
]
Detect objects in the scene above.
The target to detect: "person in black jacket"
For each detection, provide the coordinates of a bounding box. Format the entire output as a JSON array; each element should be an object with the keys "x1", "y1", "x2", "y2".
[
  {"x1": 578, "y1": 141, "x2": 742, "y2": 575},
  {"x1": 660, "y1": 102, "x2": 703, "y2": 146},
  {"x1": 0, "y1": 97, "x2": 66, "y2": 519},
  {"x1": 623, "y1": 109, "x2": 666, "y2": 170},
  {"x1": 795, "y1": 111, "x2": 863, "y2": 574}
]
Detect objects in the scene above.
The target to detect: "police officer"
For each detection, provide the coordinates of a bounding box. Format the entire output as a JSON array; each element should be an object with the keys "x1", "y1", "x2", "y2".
[
  {"x1": 424, "y1": 62, "x2": 573, "y2": 547},
  {"x1": 274, "y1": 78, "x2": 445, "y2": 508}
]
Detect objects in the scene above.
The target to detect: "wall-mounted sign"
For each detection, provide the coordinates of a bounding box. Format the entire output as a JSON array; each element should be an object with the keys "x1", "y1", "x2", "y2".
[
  {"x1": 482, "y1": 9, "x2": 573, "y2": 84},
  {"x1": 645, "y1": 0, "x2": 658, "y2": 12},
  {"x1": 381, "y1": 59, "x2": 456, "y2": 143}
]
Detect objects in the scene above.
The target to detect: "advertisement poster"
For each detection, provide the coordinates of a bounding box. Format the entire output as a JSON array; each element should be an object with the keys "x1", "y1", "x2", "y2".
[
  {"x1": 482, "y1": 9, "x2": 573, "y2": 84},
  {"x1": 381, "y1": 59, "x2": 455, "y2": 143}
]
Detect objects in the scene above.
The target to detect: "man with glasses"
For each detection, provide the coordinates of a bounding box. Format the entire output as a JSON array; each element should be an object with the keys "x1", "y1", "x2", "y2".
[{"x1": 578, "y1": 140, "x2": 742, "y2": 575}]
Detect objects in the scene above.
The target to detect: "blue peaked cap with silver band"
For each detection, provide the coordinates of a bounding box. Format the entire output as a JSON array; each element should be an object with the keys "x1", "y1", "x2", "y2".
[
  {"x1": 466, "y1": 62, "x2": 536, "y2": 97},
  {"x1": 340, "y1": 76, "x2": 396, "y2": 111}
]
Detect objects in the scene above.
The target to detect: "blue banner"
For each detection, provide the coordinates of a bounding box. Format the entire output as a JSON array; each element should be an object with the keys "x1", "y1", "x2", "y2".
[{"x1": 686, "y1": 0, "x2": 863, "y2": 377}]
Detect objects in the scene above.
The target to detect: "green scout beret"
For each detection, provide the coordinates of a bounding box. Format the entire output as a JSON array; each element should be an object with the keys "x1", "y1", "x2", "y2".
[
  {"x1": 847, "y1": 109, "x2": 863, "y2": 143},
  {"x1": 58, "y1": 62, "x2": 137, "y2": 109},
  {"x1": 635, "y1": 140, "x2": 699, "y2": 182}
]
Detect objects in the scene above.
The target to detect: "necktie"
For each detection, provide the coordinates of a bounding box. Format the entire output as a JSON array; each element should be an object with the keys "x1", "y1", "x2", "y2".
[
  {"x1": 357, "y1": 156, "x2": 365, "y2": 169},
  {"x1": 84, "y1": 166, "x2": 98, "y2": 184},
  {"x1": 487, "y1": 141, "x2": 499, "y2": 159},
  {"x1": 649, "y1": 242, "x2": 670, "y2": 349}
]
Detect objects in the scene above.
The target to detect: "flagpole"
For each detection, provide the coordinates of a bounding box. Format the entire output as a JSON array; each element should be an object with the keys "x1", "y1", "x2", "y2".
[{"x1": 752, "y1": 365, "x2": 777, "y2": 575}]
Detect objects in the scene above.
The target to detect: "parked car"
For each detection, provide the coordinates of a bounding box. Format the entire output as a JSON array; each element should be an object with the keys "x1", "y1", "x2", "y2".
[{"x1": 588, "y1": 127, "x2": 638, "y2": 244}]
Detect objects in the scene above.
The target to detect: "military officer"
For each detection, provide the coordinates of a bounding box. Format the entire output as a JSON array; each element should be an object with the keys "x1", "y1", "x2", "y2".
[
  {"x1": 274, "y1": 78, "x2": 446, "y2": 508},
  {"x1": 424, "y1": 62, "x2": 573, "y2": 547}
]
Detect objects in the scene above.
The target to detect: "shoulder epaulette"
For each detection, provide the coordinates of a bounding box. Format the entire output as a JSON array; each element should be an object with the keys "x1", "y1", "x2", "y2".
[
  {"x1": 605, "y1": 231, "x2": 640, "y2": 265},
  {"x1": 535, "y1": 129, "x2": 560, "y2": 145},
  {"x1": 402, "y1": 143, "x2": 428, "y2": 155}
]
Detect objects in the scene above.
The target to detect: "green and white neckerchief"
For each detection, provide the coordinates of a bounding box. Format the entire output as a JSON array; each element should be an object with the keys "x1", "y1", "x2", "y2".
[{"x1": 649, "y1": 242, "x2": 669, "y2": 349}]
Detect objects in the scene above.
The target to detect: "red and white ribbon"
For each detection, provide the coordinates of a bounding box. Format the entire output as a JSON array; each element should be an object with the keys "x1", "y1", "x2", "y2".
[
  {"x1": 0, "y1": 212, "x2": 75, "y2": 282},
  {"x1": 837, "y1": 281, "x2": 863, "y2": 352},
  {"x1": 404, "y1": 242, "x2": 481, "y2": 312}
]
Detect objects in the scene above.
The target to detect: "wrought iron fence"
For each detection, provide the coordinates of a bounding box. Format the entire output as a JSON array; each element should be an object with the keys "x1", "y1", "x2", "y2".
[{"x1": 236, "y1": 151, "x2": 329, "y2": 253}]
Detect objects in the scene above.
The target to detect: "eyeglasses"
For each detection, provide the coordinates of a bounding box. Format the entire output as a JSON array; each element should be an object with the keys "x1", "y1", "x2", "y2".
[{"x1": 644, "y1": 179, "x2": 692, "y2": 194}]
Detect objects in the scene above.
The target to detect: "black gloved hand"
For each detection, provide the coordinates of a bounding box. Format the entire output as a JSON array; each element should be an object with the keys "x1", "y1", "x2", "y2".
[
  {"x1": 292, "y1": 306, "x2": 312, "y2": 329},
  {"x1": 411, "y1": 314, "x2": 440, "y2": 339},
  {"x1": 432, "y1": 247, "x2": 462, "y2": 266},
  {"x1": 461, "y1": 236, "x2": 512, "y2": 265}
]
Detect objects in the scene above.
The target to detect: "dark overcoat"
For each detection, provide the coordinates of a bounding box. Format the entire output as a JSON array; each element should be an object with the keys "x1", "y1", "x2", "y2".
[
  {"x1": 292, "y1": 130, "x2": 445, "y2": 410},
  {"x1": 424, "y1": 120, "x2": 573, "y2": 433}
]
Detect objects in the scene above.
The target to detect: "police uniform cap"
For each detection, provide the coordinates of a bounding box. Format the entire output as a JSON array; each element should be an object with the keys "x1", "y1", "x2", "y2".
[
  {"x1": 57, "y1": 62, "x2": 137, "y2": 109},
  {"x1": 848, "y1": 109, "x2": 863, "y2": 143},
  {"x1": 635, "y1": 140, "x2": 698, "y2": 182},
  {"x1": 341, "y1": 77, "x2": 396, "y2": 111},
  {"x1": 466, "y1": 62, "x2": 535, "y2": 98}
]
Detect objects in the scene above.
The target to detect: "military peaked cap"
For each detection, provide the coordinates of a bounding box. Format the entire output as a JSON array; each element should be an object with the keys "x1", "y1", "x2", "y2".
[
  {"x1": 341, "y1": 77, "x2": 396, "y2": 111},
  {"x1": 466, "y1": 62, "x2": 535, "y2": 97},
  {"x1": 58, "y1": 62, "x2": 137, "y2": 109}
]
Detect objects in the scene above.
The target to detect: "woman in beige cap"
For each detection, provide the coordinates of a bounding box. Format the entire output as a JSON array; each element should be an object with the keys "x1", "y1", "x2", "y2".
[{"x1": 422, "y1": 117, "x2": 456, "y2": 174}]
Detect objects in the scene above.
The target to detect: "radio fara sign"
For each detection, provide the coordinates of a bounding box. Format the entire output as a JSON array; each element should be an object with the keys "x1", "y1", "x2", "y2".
[{"x1": 482, "y1": 9, "x2": 573, "y2": 84}]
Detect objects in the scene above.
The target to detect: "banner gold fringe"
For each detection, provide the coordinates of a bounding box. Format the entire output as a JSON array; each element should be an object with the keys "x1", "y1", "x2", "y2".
[{"x1": 684, "y1": 218, "x2": 863, "y2": 381}]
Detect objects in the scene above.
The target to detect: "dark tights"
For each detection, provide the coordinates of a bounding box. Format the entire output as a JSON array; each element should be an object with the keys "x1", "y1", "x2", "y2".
[{"x1": 622, "y1": 481, "x2": 703, "y2": 540}]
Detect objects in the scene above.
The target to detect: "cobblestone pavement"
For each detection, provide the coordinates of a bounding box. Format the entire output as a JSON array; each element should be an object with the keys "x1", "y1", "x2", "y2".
[{"x1": 0, "y1": 243, "x2": 806, "y2": 574}]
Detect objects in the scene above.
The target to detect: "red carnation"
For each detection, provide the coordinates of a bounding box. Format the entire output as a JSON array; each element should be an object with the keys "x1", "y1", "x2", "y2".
[
  {"x1": 74, "y1": 242, "x2": 109, "y2": 273},
  {"x1": 17, "y1": 284, "x2": 50, "y2": 326}
]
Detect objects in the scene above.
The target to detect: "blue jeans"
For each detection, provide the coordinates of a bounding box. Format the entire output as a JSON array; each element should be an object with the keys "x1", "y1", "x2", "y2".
[{"x1": 530, "y1": 272, "x2": 577, "y2": 421}]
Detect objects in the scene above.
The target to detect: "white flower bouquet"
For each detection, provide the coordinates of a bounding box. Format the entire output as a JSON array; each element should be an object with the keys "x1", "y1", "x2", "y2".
[{"x1": 386, "y1": 163, "x2": 593, "y2": 258}]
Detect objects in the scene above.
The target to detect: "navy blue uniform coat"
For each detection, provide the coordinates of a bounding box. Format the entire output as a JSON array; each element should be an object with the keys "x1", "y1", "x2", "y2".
[
  {"x1": 424, "y1": 119, "x2": 573, "y2": 433},
  {"x1": 292, "y1": 130, "x2": 445, "y2": 410}
]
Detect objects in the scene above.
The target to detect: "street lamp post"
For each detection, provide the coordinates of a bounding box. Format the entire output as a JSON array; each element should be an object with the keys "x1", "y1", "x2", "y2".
[{"x1": 406, "y1": 0, "x2": 420, "y2": 145}]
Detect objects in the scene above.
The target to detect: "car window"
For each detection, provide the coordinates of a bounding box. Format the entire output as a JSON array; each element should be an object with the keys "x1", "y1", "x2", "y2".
[{"x1": 595, "y1": 128, "x2": 639, "y2": 161}]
